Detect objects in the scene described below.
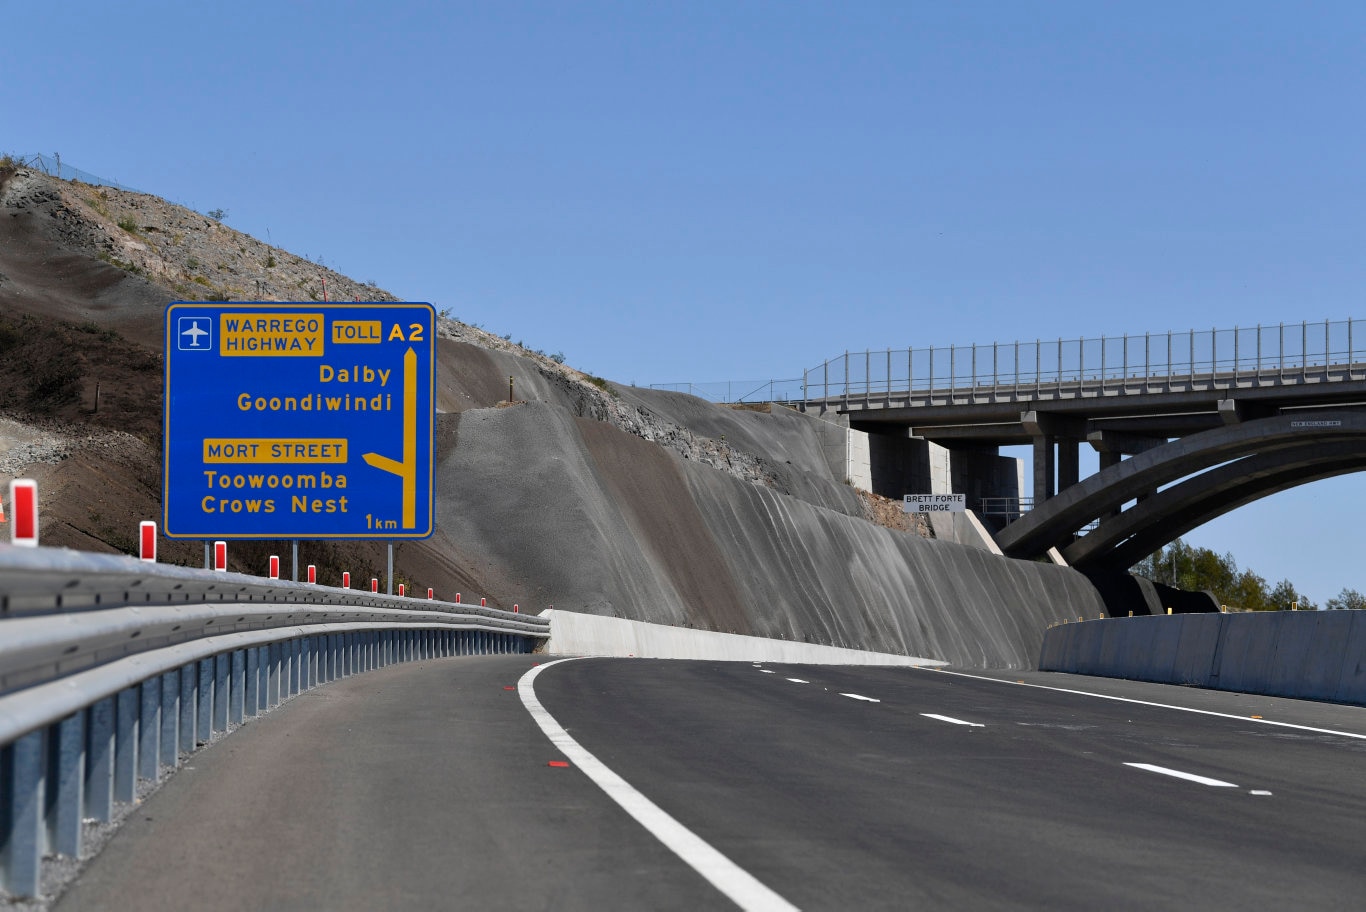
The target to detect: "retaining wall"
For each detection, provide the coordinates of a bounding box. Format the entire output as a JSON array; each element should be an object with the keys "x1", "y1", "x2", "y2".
[
  {"x1": 543, "y1": 609, "x2": 947, "y2": 666},
  {"x1": 1039, "y1": 610, "x2": 1366, "y2": 705}
]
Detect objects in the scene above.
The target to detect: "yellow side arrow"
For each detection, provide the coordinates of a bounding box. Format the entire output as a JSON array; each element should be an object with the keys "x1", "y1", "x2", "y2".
[{"x1": 363, "y1": 347, "x2": 418, "y2": 529}]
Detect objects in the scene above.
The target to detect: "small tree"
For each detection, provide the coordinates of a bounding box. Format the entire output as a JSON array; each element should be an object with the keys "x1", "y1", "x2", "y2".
[{"x1": 1326, "y1": 588, "x2": 1366, "y2": 610}]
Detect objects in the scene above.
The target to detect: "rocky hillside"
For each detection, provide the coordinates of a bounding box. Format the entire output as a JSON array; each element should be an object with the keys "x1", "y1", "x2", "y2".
[{"x1": 0, "y1": 161, "x2": 1105, "y2": 668}]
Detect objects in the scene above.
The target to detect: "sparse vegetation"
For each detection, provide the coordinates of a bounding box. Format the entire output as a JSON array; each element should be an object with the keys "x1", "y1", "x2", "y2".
[
  {"x1": 550, "y1": 352, "x2": 566, "y2": 364},
  {"x1": 265, "y1": 254, "x2": 276, "y2": 268},
  {"x1": 584, "y1": 375, "x2": 618, "y2": 397},
  {"x1": 207, "y1": 208, "x2": 227, "y2": 220},
  {"x1": 116, "y1": 216, "x2": 138, "y2": 234}
]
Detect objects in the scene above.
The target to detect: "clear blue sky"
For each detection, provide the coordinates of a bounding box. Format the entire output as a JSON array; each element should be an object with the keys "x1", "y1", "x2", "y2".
[{"x1": 7, "y1": 1, "x2": 1366, "y2": 604}]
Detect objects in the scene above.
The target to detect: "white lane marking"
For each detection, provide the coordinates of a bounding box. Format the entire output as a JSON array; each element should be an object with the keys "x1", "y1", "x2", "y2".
[
  {"x1": 840, "y1": 693, "x2": 881, "y2": 703},
  {"x1": 786, "y1": 678, "x2": 809, "y2": 684},
  {"x1": 1250, "y1": 790, "x2": 1274, "y2": 796},
  {"x1": 1124, "y1": 763, "x2": 1239, "y2": 788},
  {"x1": 519, "y1": 659, "x2": 801, "y2": 912},
  {"x1": 759, "y1": 669, "x2": 776, "y2": 674},
  {"x1": 921, "y1": 713, "x2": 984, "y2": 728},
  {"x1": 926, "y1": 668, "x2": 1366, "y2": 741}
]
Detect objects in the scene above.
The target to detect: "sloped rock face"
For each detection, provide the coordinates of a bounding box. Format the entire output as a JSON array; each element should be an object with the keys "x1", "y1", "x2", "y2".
[
  {"x1": 1, "y1": 165, "x2": 1106, "y2": 668},
  {"x1": 432, "y1": 401, "x2": 1104, "y2": 668}
]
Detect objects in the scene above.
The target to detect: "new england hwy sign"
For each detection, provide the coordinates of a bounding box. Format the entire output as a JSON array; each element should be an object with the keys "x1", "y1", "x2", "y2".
[{"x1": 163, "y1": 302, "x2": 435, "y2": 539}]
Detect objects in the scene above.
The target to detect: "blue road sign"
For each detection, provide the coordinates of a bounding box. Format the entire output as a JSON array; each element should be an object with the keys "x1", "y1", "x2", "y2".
[{"x1": 163, "y1": 302, "x2": 435, "y2": 539}]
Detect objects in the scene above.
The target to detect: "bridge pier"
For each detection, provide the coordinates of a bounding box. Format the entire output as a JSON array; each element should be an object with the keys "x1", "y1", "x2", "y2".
[{"x1": 1022, "y1": 411, "x2": 1085, "y2": 503}]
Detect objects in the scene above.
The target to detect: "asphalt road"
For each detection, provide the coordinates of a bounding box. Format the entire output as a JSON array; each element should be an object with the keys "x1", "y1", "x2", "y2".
[{"x1": 57, "y1": 656, "x2": 1366, "y2": 911}]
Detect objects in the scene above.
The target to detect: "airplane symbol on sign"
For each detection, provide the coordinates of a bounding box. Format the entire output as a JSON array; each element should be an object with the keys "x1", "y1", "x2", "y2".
[{"x1": 181, "y1": 321, "x2": 209, "y2": 348}]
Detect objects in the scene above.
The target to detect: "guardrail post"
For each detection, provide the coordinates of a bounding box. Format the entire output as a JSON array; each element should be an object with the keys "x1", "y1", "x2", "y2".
[
  {"x1": 285, "y1": 640, "x2": 296, "y2": 699},
  {"x1": 3, "y1": 729, "x2": 46, "y2": 897},
  {"x1": 244, "y1": 649, "x2": 259, "y2": 719},
  {"x1": 228, "y1": 651, "x2": 243, "y2": 725},
  {"x1": 114, "y1": 687, "x2": 138, "y2": 804},
  {"x1": 299, "y1": 639, "x2": 311, "y2": 692},
  {"x1": 214, "y1": 655, "x2": 230, "y2": 733},
  {"x1": 86, "y1": 697, "x2": 115, "y2": 824},
  {"x1": 52, "y1": 712, "x2": 85, "y2": 858},
  {"x1": 139, "y1": 678, "x2": 160, "y2": 782},
  {"x1": 197, "y1": 659, "x2": 213, "y2": 745},
  {"x1": 267, "y1": 644, "x2": 281, "y2": 707},
  {"x1": 179, "y1": 665, "x2": 196, "y2": 754},
  {"x1": 160, "y1": 670, "x2": 180, "y2": 770}
]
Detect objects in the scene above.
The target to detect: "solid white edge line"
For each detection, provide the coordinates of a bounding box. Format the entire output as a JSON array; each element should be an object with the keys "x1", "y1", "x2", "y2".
[
  {"x1": 921, "y1": 713, "x2": 984, "y2": 727},
  {"x1": 1124, "y1": 762, "x2": 1239, "y2": 788},
  {"x1": 924, "y1": 667, "x2": 1366, "y2": 741},
  {"x1": 519, "y1": 659, "x2": 801, "y2": 912}
]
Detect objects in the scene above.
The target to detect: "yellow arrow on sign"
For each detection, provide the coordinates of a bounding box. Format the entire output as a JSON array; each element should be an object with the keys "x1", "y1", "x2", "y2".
[{"x1": 362, "y1": 347, "x2": 418, "y2": 529}]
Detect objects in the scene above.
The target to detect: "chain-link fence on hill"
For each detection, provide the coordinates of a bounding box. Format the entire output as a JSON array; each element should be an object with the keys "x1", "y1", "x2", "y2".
[{"x1": 10, "y1": 153, "x2": 145, "y2": 193}]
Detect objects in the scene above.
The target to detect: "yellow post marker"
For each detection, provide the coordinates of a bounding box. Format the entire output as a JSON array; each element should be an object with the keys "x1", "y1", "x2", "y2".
[{"x1": 362, "y1": 348, "x2": 418, "y2": 529}]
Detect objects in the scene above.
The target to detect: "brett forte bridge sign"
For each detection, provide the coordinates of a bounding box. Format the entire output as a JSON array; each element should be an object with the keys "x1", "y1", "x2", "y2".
[{"x1": 163, "y1": 302, "x2": 435, "y2": 539}]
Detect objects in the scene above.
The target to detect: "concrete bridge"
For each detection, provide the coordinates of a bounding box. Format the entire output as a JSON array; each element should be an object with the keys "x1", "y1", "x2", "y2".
[{"x1": 801, "y1": 318, "x2": 1366, "y2": 569}]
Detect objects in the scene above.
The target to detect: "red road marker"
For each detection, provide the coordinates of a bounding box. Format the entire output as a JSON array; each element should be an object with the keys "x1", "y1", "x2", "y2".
[
  {"x1": 428, "y1": 588, "x2": 434, "y2": 600},
  {"x1": 342, "y1": 571, "x2": 351, "y2": 589},
  {"x1": 513, "y1": 604, "x2": 519, "y2": 613},
  {"x1": 213, "y1": 540, "x2": 227, "y2": 572},
  {"x1": 139, "y1": 521, "x2": 157, "y2": 563},
  {"x1": 269, "y1": 555, "x2": 280, "y2": 579},
  {"x1": 307, "y1": 564, "x2": 317, "y2": 584},
  {"x1": 455, "y1": 593, "x2": 462, "y2": 603},
  {"x1": 10, "y1": 479, "x2": 37, "y2": 547},
  {"x1": 398, "y1": 583, "x2": 406, "y2": 597},
  {"x1": 370, "y1": 578, "x2": 379, "y2": 593},
  {"x1": 480, "y1": 597, "x2": 487, "y2": 607},
  {"x1": 548, "y1": 761, "x2": 570, "y2": 768}
]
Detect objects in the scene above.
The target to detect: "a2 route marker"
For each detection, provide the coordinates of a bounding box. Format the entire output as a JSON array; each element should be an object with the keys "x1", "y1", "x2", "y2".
[{"x1": 162, "y1": 302, "x2": 435, "y2": 540}]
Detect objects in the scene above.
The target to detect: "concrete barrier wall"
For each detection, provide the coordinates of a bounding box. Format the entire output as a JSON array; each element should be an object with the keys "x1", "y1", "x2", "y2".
[
  {"x1": 1039, "y1": 610, "x2": 1366, "y2": 705},
  {"x1": 543, "y1": 610, "x2": 947, "y2": 667}
]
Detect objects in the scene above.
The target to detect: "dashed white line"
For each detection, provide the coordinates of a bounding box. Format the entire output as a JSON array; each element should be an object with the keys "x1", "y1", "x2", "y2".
[
  {"x1": 926, "y1": 667, "x2": 1366, "y2": 741},
  {"x1": 519, "y1": 659, "x2": 800, "y2": 912},
  {"x1": 759, "y1": 669, "x2": 776, "y2": 674},
  {"x1": 840, "y1": 693, "x2": 881, "y2": 703},
  {"x1": 1124, "y1": 763, "x2": 1239, "y2": 788},
  {"x1": 786, "y1": 678, "x2": 809, "y2": 684},
  {"x1": 921, "y1": 713, "x2": 984, "y2": 728}
]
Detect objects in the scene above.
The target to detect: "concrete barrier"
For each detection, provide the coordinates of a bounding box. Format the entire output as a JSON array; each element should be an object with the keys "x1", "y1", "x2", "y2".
[
  {"x1": 1039, "y1": 610, "x2": 1366, "y2": 706},
  {"x1": 543, "y1": 609, "x2": 947, "y2": 667}
]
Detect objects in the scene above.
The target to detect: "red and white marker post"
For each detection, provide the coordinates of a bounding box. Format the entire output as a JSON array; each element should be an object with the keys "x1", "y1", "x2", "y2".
[
  {"x1": 213, "y1": 541, "x2": 227, "y2": 572},
  {"x1": 139, "y1": 521, "x2": 157, "y2": 562},
  {"x1": 480, "y1": 597, "x2": 487, "y2": 607},
  {"x1": 398, "y1": 583, "x2": 406, "y2": 597},
  {"x1": 455, "y1": 593, "x2": 461, "y2": 603},
  {"x1": 428, "y1": 588, "x2": 434, "y2": 600},
  {"x1": 370, "y1": 578, "x2": 378, "y2": 593},
  {"x1": 342, "y1": 571, "x2": 351, "y2": 589},
  {"x1": 10, "y1": 479, "x2": 37, "y2": 547},
  {"x1": 269, "y1": 556, "x2": 280, "y2": 579},
  {"x1": 307, "y1": 564, "x2": 317, "y2": 584}
]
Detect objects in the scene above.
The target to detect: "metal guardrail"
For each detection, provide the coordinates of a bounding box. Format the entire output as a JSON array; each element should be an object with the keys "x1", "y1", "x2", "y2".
[{"x1": 0, "y1": 545, "x2": 550, "y2": 900}]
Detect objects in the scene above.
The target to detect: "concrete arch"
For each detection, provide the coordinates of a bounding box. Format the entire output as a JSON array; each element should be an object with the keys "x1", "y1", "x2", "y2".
[
  {"x1": 996, "y1": 411, "x2": 1366, "y2": 559},
  {"x1": 1063, "y1": 440, "x2": 1366, "y2": 570}
]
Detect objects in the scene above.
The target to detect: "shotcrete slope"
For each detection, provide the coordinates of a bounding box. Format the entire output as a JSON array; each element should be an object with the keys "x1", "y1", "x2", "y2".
[{"x1": 434, "y1": 400, "x2": 1105, "y2": 668}]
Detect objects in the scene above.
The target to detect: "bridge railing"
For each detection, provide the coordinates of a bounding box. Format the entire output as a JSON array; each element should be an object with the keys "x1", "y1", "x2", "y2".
[
  {"x1": 0, "y1": 545, "x2": 549, "y2": 900},
  {"x1": 803, "y1": 318, "x2": 1365, "y2": 404}
]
